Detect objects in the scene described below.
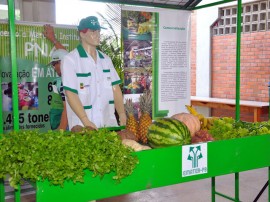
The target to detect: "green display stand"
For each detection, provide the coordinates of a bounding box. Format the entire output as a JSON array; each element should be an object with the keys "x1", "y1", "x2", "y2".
[{"x1": 31, "y1": 134, "x2": 270, "y2": 202}]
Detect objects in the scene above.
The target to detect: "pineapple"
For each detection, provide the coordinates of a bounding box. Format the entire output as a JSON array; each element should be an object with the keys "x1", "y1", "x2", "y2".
[
  {"x1": 138, "y1": 90, "x2": 152, "y2": 144},
  {"x1": 125, "y1": 98, "x2": 139, "y2": 141}
]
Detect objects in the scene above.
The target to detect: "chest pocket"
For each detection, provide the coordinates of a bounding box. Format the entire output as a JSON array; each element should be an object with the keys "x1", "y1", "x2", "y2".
[
  {"x1": 102, "y1": 69, "x2": 112, "y2": 88},
  {"x1": 77, "y1": 72, "x2": 91, "y2": 107}
]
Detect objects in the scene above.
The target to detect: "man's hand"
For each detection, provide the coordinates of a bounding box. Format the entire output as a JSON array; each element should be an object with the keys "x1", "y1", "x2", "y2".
[
  {"x1": 43, "y1": 24, "x2": 56, "y2": 42},
  {"x1": 43, "y1": 24, "x2": 66, "y2": 50},
  {"x1": 81, "y1": 116, "x2": 98, "y2": 130}
]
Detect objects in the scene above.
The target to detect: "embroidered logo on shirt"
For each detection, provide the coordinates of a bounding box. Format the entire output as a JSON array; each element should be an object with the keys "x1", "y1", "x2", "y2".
[{"x1": 80, "y1": 83, "x2": 90, "y2": 89}]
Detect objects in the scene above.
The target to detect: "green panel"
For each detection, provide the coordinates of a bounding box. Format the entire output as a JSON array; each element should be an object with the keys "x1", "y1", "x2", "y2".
[
  {"x1": 14, "y1": 185, "x2": 21, "y2": 202},
  {"x1": 83, "y1": 0, "x2": 196, "y2": 10},
  {"x1": 152, "y1": 13, "x2": 168, "y2": 119},
  {"x1": 193, "y1": 0, "x2": 236, "y2": 10},
  {"x1": 235, "y1": 0, "x2": 242, "y2": 121},
  {"x1": 36, "y1": 134, "x2": 270, "y2": 202},
  {"x1": 8, "y1": 0, "x2": 19, "y2": 131},
  {"x1": 0, "y1": 179, "x2": 4, "y2": 202},
  {"x1": 0, "y1": 57, "x2": 2, "y2": 134}
]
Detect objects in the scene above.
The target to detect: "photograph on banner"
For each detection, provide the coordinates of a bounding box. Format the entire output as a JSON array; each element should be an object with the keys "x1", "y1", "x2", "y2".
[
  {"x1": 0, "y1": 21, "x2": 79, "y2": 133},
  {"x1": 122, "y1": 9, "x2": 155, "y2": 121},
  {"x1": 3, "y1": 82, "x2": 39, "y2": 111}
]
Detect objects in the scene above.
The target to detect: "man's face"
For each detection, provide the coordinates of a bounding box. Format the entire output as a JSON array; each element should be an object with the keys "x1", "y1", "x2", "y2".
[
  {"x1": 80, "y1": 29, "x2": 101, "y2": 47},
  {"x1": 52, "y1": 61, "x2": 61, "y2": 76}
]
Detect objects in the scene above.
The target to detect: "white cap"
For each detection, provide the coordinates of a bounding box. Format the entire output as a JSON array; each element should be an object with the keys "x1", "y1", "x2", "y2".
[{"x1": 50, "y1": 49, "x2": 68, "y2": 63}]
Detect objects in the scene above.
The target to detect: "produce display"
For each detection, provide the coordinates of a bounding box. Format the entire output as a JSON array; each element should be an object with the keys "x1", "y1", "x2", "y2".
[
  {"x1": 147, "y1": 118, "x2": 191, "y2": 148},
  {"x1": 0, "y1": 129, "x2": 139, "y2": 188},
  {"x1": 1, "y1": 99, "x2": 269, "y2": 191},
  {"x1": 124, "y1": 96, "x2": 270, "y2": 149}
]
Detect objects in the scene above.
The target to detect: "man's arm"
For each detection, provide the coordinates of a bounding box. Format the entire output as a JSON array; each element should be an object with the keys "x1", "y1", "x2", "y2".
[
  {"x1": 43, "y1": 24, "x2": 66, "y2": 50},
  {"x1": 65, "y1": 90, "x2": 98, "y2": 130},
  {"x1": 113, "y1": 85, "x2": 127, "y2": 126},
  {"x1": 57, "y1": 101, "x2": 68, "y2": 130}
]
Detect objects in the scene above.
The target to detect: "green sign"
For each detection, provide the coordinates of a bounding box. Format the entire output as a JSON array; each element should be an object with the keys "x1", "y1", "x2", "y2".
[{"x1": 0, "y1": 22, "x2": 79, "y2": 133}]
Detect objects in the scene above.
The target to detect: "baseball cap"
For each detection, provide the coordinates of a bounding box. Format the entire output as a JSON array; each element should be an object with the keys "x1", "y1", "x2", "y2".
[
  {"x1": 77, "y1": 16, "x2": 105, "y2": 31},
  {"x1": 50, "y1": 49, "x2": 68, "y2": 64}
]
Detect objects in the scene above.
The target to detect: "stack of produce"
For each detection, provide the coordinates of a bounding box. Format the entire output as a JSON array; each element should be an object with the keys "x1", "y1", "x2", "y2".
[
  {"x1": 209, "y1": 117, "x2": 270, "y2": 140},
  {"x1": 0, "y1": 129, "x2": 139, "y2": 188}
]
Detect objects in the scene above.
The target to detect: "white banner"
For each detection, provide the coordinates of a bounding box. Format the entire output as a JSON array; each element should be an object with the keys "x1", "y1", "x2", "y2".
[{"x1": 122, "y1": 6, "x2": 191, "y2": 118}]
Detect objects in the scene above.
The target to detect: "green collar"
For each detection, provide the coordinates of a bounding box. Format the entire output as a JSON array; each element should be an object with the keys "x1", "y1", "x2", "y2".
[{"x1": 77, "y1": 44, "x2": 104, "y2": 59}]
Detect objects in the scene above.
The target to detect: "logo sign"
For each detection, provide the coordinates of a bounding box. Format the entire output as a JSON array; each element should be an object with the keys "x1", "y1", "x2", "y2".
[{"x1": 182, "y1": 143, "x2": 208, "y2": 177}]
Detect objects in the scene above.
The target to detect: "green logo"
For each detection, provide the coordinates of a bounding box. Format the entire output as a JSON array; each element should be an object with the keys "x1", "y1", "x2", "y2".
[{"x1": 187, "y1": 146, "x2": 203, "y2": 168}]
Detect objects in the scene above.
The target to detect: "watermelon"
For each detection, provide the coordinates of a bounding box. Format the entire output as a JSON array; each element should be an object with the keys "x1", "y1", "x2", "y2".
[{"x1": 147, "y1": 118, "x2": 191, "y2": 148}]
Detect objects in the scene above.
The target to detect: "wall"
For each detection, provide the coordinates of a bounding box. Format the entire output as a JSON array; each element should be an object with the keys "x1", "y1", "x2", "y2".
[
  {"x1": 20, "y1": 0, "x2": 55, "y2": 23},
  {"x1": 192, "y1": 0, "x2": 269, "y2": 122},
  {"x1": 192, "y1": 0, "x2": 219, "y2": 117},
  {"x1": 211, "y1": 32, "x2": 269, "y2": 121}
]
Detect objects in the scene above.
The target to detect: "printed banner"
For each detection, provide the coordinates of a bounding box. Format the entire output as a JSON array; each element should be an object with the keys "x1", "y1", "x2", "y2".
[
  {"x1": 158, "y1": 9, "x2": 191, "y2": 117},
  {"x1": 122, "y1": 7, "x2": 191, "y2": 119},
  {"x1": 122, "y1": 9, "x2": 156, "y2": 120},
  {"x1": 0, "y1": 21, "x2": 79, "y2": 133}
]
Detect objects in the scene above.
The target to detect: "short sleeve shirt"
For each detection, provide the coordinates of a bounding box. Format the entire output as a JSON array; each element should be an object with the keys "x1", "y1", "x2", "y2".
[{"x1": 61, "y1": 44, "x2": 121, "y2": 129}]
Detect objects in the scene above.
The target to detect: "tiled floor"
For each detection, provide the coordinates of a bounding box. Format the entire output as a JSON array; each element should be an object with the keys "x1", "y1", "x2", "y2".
[{"x1": 5, "y1": 168, "x2": 269, "y2": 202}]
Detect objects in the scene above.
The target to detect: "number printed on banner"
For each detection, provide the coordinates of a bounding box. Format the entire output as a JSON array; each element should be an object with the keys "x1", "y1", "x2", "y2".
[
  {"x1": 47, "y1": 82, "x2": 53, "y2": 105},
  {"x1": 5, "y1": 113, "x2": 25, "y2": 124}
]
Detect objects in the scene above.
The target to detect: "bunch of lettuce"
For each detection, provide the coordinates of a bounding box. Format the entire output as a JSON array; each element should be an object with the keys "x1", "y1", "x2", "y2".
[
  {"x1": 0, "y1": 129, "x2": 139, "y2": 188},
  {"x1": 209, "y1": 117, "x2": 270, "y2": 140}
]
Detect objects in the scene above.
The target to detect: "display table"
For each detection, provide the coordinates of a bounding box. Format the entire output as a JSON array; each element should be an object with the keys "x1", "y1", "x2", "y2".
[
  {"x1": 191, "y1": 96, "x2": 269, "y2": 122},
  {"x1": 31, "y1": 134, "x2": 270, "y2": 202}
]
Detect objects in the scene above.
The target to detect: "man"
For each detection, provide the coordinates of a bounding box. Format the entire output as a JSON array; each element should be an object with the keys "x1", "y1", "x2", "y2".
[
  {"x1": 43, "y1": 24, "x2": 69, "y2": 130},
  {"x1": 49, "y1": 49, "x2": 69, "y2": 130},
  {"x1": 61, "y1": 16, "x2": 126, "y2": 130}
]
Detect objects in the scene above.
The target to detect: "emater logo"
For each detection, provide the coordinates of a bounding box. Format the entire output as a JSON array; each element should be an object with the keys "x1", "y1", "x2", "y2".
[
  {"x1": 182, "y1": 144, "x2": 208, "y2": 177},
  {"x1": 188, "y1": 146, "x2": 203, "y2": 168}
]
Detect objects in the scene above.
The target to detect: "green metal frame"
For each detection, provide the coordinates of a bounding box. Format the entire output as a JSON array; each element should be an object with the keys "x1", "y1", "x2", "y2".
[
  {"x1": 2, "y1": 0, "x2": 269, "y2": 201},
  {"x1": 83, "y1": 0, "x2": 200, "y2": 10},
  {"x1": 33, "y1": 135, "x2": 270, "y2": 202}
]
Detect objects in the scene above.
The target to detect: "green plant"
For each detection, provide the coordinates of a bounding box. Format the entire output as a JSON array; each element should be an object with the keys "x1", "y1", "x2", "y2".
[
  {"x1": 97, "y1": 4, "x2": 124, "y2": 83},
  {"x1": 209, "y1": 117, "x2": 270, "y2": 140},
  {"x1": 0, "y1": 129, "x2": 139, "y2": 188}
]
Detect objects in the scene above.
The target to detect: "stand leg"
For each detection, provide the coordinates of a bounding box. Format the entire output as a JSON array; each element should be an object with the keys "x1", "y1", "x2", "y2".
[
  {"x1": 14, "y1": 185, "x2": 21, "y2": 202},
  {"x1": 253, "y1": 167, "x2": 269, "y2": 202},
  {"x1": 235, "y1": 172, "x2": 240, "y2": 202},
  {"x1": 0, "y1": 179, "x2": 4, "y2": 202},
  {"x1": 211, "y1": 177, "x2": 215, "y2": 202},
  {"x1": 253, "y1": 181, "x2": 268, "y2": 202}
]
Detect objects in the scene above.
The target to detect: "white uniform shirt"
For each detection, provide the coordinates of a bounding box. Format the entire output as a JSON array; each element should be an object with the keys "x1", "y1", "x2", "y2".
[{"x1": 61, "y1": 44, "x2": 121, "y2": 129}]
